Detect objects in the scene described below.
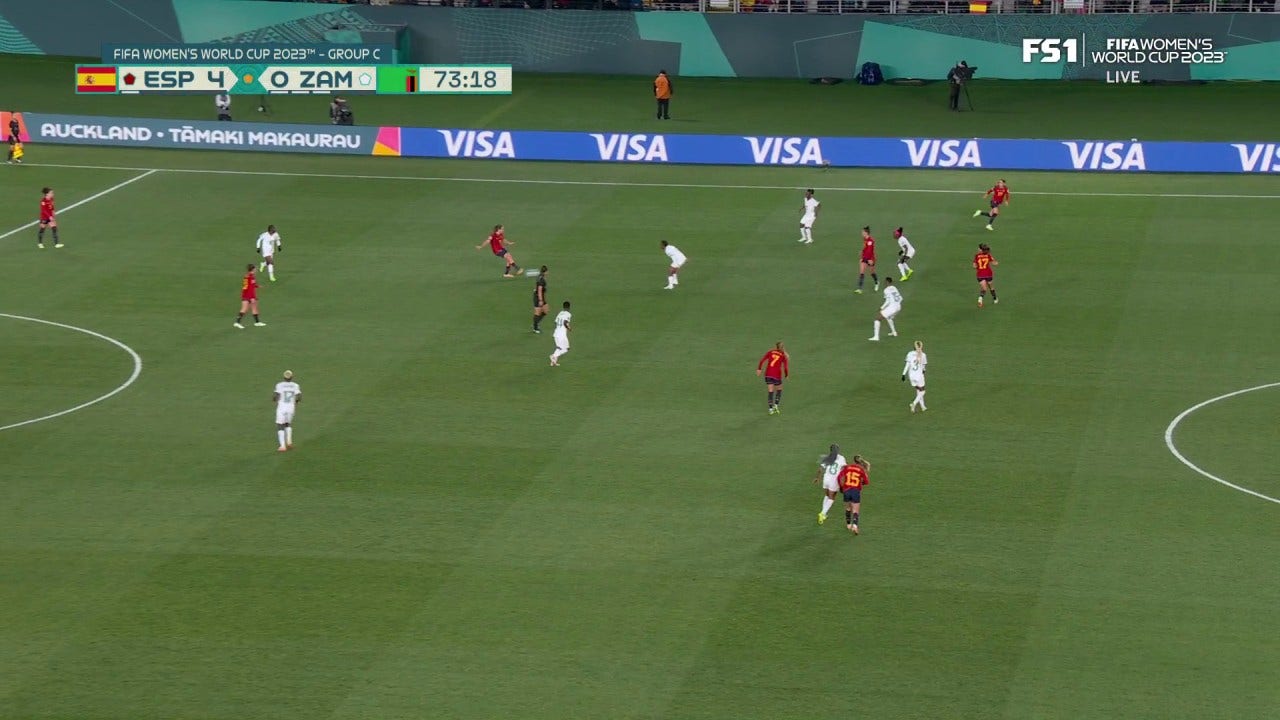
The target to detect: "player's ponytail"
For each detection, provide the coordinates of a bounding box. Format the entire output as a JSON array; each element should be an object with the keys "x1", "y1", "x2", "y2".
[
  {"x1": 914, "y1": 340, "x2": 924, "y2": 354},
  {"x1": 821, "y1": 444, "x2": 839, "y2": 466},
  {"x1": 853, "y1": 454, "x2": 870, "y2": 471}
]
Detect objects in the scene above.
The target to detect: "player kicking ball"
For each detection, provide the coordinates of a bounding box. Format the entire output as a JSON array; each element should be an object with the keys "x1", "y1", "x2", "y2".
[
  {"x1": 902, "y1": 340, "x2": 928, "y2": 413},
  {"x1": 549, "y1": 300, "x2": 572, "y2": 366},
  {"x1": 272, "y1": 370, "x2": 301, "y2": 452},
  {"x1": 868, "y1": 277, "x2": 902, "y2": 341},
  {"x1": 476, "y1": 224, "x2": 522, "y2": 278},
  {"x1": 256, "y1": 224, "x2": 282, "y2": 282},
  {"x1": 973, "y1": 179, "x2": 1010, "y2": 231}
]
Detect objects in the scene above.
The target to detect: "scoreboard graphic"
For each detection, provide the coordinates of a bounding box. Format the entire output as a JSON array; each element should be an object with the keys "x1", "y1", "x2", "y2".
[{"x1": 76, "y1": 45, "x2": 511, "y2": 95}]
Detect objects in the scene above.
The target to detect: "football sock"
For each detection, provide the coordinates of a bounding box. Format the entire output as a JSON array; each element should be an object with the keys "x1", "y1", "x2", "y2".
[
  {"x1": 533, "y1": 315, "x2": 542, "y2": 330},
  {"x1": 872, "y1": 320, "x2": 881, "y2": 339},
  {"x1": 277, "y1": 429, "x2": 286, "y2": 448},
  {"x1": 887, "y1": 318, "x2": 897, "y2": 335},
  {"x1": 236, "y1": 312, "x2": 245, "y2": 322},
  {"x1": 981, "y1": 211, "x2": 991, "y2": 218},
  {"x1": 857, "y1": 273, "x2": 865, "y2": 288},
  {"x1": 845, "y1": 510, "x2": 853, "y2": 524},
  {"x1": 821, "y1": 496, "x2": 834, "y2": 516},
  {"x1": 37, "y1": 227, "x2": 44, "y2": 241},
  {"x1": 767, "y1": 390, "x2": 774, "y2": 407},
  {"x1": 52, "y1": 228, "x2": 59, "y2": 242},
  {"x1": 672, "y1": 274, "x2": 679, "y2": 286},
  {"x1": 285, "y1": 427, "x2": 293, "y2": 445},
  {"x1": 871, "y1": 273, "x2": 879, "y2": 286},
  {"x1": 990, "y1": 289, "x2": 998, "y2": 300},
  {"x1": 917, "y1": 390, "x2": 926, "y2": 409},
  {"x1": 980, "y1": 290, "x2": 986, "y2": 298},
  {"x1": 851, "y1": 512, "x2": 859, "y2": 525},
  {"x1": 253, "y1": 313, "x2": 261, "y2": 322},
  {"x1": 774, "y1": 389, "x2": 782, "y2": 406},
  {"x1": 988, "y1": 215, "x2": 998, "y2": 225},
  {"x1": 897, "y1": 263, "x2": 906, "y2": 276}
]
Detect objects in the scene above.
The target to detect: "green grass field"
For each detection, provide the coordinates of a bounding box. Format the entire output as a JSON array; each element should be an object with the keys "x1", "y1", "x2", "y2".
[{"x1": 2, "y1": 56, "x2": 1280, "y2": 720}]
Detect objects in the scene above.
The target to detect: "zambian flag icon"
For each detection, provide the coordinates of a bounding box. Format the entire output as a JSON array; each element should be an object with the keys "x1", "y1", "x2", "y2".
[{"x1": 77, "y1": 66, "x2": 117, "y2": 93}]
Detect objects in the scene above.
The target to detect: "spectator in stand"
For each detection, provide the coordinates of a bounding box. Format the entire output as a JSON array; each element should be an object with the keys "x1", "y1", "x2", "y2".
[{"x1": 654, "y1": 69, "x2": 672, "y2": 120}]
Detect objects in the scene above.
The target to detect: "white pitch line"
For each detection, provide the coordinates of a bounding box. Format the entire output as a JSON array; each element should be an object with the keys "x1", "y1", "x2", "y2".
[
  {"x1": 1163, "y1": 382, "x2": 1280, "y2": 506},
  {"x1": 0, "y1": 169, "x2": 159, "y2": 242},
  {"x1": 0, "y1": 314, "x2": 143, "y2": 432},
  {"x1": 24, "y1": 163, "x2": 1280, "y2": 200}
]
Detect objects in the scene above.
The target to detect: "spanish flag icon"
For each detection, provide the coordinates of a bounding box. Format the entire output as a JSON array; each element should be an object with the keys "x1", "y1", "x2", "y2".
[
  {"x1": 76, "y1": 66, "x2": 117, "y2": 93},
  {"x1": 969, "y1": 0, "x2": 990, "y2": 11}
]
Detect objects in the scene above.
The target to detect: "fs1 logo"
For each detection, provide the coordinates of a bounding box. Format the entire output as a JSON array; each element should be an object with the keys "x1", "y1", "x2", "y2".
[{"x1": 1022, "y1": 38, "x2": 1080, "y2": 63}]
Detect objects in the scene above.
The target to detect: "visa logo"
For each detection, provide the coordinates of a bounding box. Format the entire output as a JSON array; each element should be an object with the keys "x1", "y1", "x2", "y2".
[
  {"x1": 1232, "y1": 143, "x2": 1280, "y2": 172},
  {"x1": 901, "y1": 139, "x2": 981, "y2": 168},
  {"x1": 590, "y1": 133, "x2": 668, "y2": 162},
  {"x1": 1063, "y1": 141, "x2": 1146, "y2": 171},
  {"x1": 744, "y1": 137, "x2": 824, "y2": 165},
  {"x1": 437, "y1": 130, "x2": 515, "y2": 158}
]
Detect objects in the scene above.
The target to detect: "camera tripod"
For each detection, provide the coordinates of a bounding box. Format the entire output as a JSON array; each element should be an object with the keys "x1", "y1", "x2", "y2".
[{"x1": 960, "y1": 81, "x2": 974, "y2": 111}]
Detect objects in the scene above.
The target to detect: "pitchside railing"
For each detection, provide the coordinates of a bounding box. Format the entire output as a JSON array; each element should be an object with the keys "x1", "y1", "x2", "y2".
[
  {"x1": 654, "y1": 0, "x2": 1279, "y2": 11},
  {"x1": 393, "y1": 0, "x2": 1278, "y2": 11}
]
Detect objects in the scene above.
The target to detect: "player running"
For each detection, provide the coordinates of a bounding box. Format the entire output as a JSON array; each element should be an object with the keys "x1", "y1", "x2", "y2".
[
  {"x1": 974, "y1": 243, "x2": 999, "y2": 308},
  {"x1": 273, "y1": 370, "x2": 301, "y2": 452},
  {"x1": 855, "y1": 226, "x2": 878, "y2": 294},
  {"x1": 476, "y1": 224, "x2": 522, "y2": 278},
  {"x1": 256, "y1": 224, "x2": 282, "y2": 282},
  {"x1": 895, "y1": 227, "x2": 915, "y2": 281},
  {"x1": 532, "y1": 265, "x2": 549, "y2": 333},
  {"x1": 756, "y1": 341, "x2": 789, "y2": 415},
  {"x1": 814, "y1": 443, "x2": 846, "y2": 526},
  {"x1": 37, "y1": 187, "x2": 61, "y2": 249},
  {"x1": 868, "y1": 277, "x2": 902, "y2": 342},
  {"x1": 902, "y1": 340, "x2": 928, "y2": 413},
  {"x1": 549, "y1": 300, "x2": 572, "y2": 366},
  {"x1": 838, "y1": 455, "x2": 870, "y2": 535},
  {"x1": 974, "y1": 179, "x2": 1010, "y2": 230},
  {"x1": 798, "y1": 189, "x2": 820, "y2": 244},
  {"x1": 234, "y1": 264, "x2": 266, "y2": 329},
  {"x1": 661, "y1": 240, "x2": 687, "y2": 290}
]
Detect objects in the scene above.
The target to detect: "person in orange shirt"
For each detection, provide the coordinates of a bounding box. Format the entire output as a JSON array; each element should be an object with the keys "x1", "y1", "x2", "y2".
[{"x1": 654, "y1": 70, "x2": 672, "y2": 120}]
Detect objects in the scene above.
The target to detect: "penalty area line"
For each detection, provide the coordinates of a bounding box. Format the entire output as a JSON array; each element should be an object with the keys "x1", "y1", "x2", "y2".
[
  {"x1": 0, "y1": 169, "x2": 159, "y2": 242},
  {"x1": 1163, "y1": 382, "x2": 1280, "y2": 506},
  {"x1": 23, "y1": 163, "x2": 1280, "y2": 200},
  {"x1": 0, "y1": 314, "x2": 143, "y2": 432}
]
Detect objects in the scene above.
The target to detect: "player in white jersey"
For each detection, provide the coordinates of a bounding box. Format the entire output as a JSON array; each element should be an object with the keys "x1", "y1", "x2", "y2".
[
  {"x1": 902, "y1": 340, "x2": 928, "y2": 412},
  {"x1": 814, "y1": 443, "x2": 847, "y2": 525},
  {"x1": 661, "y1": 241, "x2": 687, "y2": 290},
  {"x1": 869, "y1": 276, "x2": 902, "y2": 341},
  {"x1": 798, "y1": 189, "x2": 820, "y2": 244},
  {"x1": 894, "y1": 227, "x2": 915, "y2": 281},
  {"x1": 549, "y1": 300, "x2": 572, "y2": 366},
  {"x1": 272, "y1": 370, "x2": 302, "y2": 451},
  {"x1": 256, "y1": 224, "x2": 282, "y2": 282}
]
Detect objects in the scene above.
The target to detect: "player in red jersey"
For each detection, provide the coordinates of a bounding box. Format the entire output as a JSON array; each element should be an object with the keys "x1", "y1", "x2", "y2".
[
  {"x1": 974, "y1": 179, "x2": 1010, "y2": 231},
  {"x1": 855, "y1": 226, "x2": 879, "y2": 294},
  {"x1": 837, "y1": 455, "x2": 870, "y2": 535},
  {"x1": 755, "y1": 341, "x2": 789, "y2": 415},
  {"x1": 973, "y1": 243, "x2": 999, "y2": 308},
  {"x1": 475, "y1": 224, "x2": 522, "y2": 278},
  {"x1": 37, "y1": 187, "x2": 62, "y2": 249},
  {"x1": 234, "y1": 264, "x2": 266, "y2": 329}
]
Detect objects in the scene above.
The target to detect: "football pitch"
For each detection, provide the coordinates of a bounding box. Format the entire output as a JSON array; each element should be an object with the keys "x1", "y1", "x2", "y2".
[{"x1": 3, "y1": 68, "x2": 1280, "y2": 719}]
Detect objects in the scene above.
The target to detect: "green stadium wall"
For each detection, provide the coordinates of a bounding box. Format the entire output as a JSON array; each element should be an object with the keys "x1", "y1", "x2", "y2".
[{"x1": 1, "y1": 0, "x2": 1278, "y2": 80}]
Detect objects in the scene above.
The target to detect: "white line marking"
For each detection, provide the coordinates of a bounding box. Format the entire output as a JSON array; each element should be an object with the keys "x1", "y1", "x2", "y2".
[
  {"x1": 0, "y1": 314, "x2": 143, "y2": 432},
  {"x1": 1163, "y1": 383, "x2": 1280, "y2": 505},
  {"x1": 0, "y1": 169, "x2": 159, "y2": 242},
  {"x1": 23, "y1": 163, "x2": 1280, "y2": 200}
]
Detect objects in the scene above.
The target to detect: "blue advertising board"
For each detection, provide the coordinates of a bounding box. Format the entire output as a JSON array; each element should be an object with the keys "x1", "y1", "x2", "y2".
[
  {"x1": 400, "y1": 128, "x2": 1280, "y2": 174},
  {"x1": 18, "y1": 112, "x2": 1280, "y2": 173}
]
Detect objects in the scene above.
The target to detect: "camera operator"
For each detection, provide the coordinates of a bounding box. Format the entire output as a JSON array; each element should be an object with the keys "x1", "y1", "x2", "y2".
[
  {"x1": 330, "y1": 96, "x2": 354, "y2": 126},
  {"x1": 947, "y1": 61, "x2": 968, "y2": 111}
]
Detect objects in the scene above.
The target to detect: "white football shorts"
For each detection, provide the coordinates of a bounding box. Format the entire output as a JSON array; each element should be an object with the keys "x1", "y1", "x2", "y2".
[
  {"x1": 881, "y1": 304, "x2": 901, "y2": 319},
  {"x1": 908, "y1": 370, "x2": 926, "y2": 388},
  {"x1": 554, "y1": 332, "x2": 570, "y2": 351},
  {"x1": 275, "y1": 407, "x2": 295, "y2": 425}
]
